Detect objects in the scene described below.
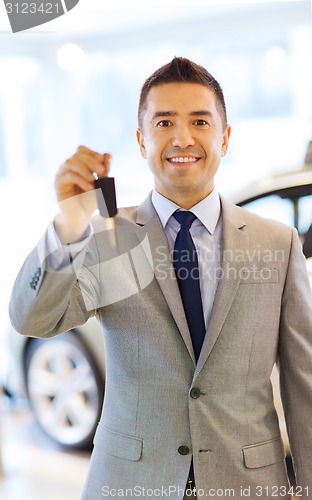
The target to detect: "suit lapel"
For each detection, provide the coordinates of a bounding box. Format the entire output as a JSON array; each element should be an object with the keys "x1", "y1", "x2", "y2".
[
  {"x1": 193, "y1": 196, "x2": 248, "y2": 378},
  {"x1": 135, "y1": 196, "x2": 196, "y2": 362},
  {"x1": 132, "y1": 194, "x2": 249, "y2": 369}
]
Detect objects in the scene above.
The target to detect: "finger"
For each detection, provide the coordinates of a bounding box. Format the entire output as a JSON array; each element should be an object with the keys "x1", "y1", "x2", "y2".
[
  {"x1": 61, "y1": 157, "x2": 99, "y2": 182},
  {"x1": 77, "y1": 145, "x2": 104, "y2": 161},
  {"x1": 76, "y1": 146, "x2": 110, "y2": 170},
  {"x1": 56, "y1": 149, "x2": 112, "y2": 197},
  {"x1": 76, "y1": 148, "x2": 112, "y2": 168},
  {"x1": 56, "y1": 170, "x2": 95, "y2": 194},
  {"x1": 61, "y1": 153, "x2": 108, "y2": 181},
  {"x1": 101, "y1": 153, "x2": 112, "y2": 177},
  {"x1": 74, "y1": 150, "x2": 111, "y2": 177},
  {"x1": 67, "y1": 154, "x2": 105, "y2": 178}
]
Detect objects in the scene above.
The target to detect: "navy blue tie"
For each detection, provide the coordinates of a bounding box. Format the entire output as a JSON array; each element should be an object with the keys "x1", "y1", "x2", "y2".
[{"x1": 173, "y1": 211, "x2": 206, "y2": 362}]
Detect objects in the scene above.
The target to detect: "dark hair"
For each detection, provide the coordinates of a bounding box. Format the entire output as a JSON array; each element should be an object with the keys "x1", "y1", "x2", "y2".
[{"x1": 138, "y1": 57, "x2": 227, "y2": 129}]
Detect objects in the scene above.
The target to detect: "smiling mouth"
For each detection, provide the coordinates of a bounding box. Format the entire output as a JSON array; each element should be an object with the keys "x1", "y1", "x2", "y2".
[{"x1": 167, "y1": 157, "x2": 200, "y2": 163}]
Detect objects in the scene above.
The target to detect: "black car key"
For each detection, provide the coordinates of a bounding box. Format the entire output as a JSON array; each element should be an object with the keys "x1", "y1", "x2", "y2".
[{"x1": 94, "y1": 177, "x2": 118, "y2": 218}]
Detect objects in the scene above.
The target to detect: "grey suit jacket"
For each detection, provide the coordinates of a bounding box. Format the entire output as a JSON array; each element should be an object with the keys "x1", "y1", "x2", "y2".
[{"x1": 10, "y1": 195, "x2": 312, "y2": 499}]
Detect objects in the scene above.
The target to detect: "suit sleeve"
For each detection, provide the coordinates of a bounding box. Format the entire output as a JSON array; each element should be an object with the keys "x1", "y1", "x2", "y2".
[
  {"x1": 278, "y1": 227, "x2": 312, "y2": 493},
  {"x1": 9, "y1": 225, "x2": 100, "y2": 338}
]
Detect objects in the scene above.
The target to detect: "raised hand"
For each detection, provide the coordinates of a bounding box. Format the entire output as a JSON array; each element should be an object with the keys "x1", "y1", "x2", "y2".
[{"x1": 54, "y1": 146, "x2": 111, "y2": 243}]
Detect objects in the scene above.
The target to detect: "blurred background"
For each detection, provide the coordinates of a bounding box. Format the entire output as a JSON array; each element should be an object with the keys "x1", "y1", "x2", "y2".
[{"x1": 0, "y1": 0, "x2": 311, "y2": 498}]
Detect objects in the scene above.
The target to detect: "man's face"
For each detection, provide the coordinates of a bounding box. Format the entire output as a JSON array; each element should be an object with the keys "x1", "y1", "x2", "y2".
[{"x1": 136, "y1": 82, "x2": 231, "y2": 205}]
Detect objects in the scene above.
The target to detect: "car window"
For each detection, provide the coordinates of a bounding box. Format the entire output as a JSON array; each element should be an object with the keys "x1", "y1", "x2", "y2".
[
  {"x1": 298, "y1": 194, "x2": 312, "y2": 234},
  {"x1": 241, "y1": 195, "x2": 295, "y2": 227}
]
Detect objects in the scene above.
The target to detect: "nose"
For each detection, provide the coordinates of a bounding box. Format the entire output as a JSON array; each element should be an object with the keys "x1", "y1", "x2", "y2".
[{"x1": 171, "y1": 125, "x2": 195, "y2": 149}]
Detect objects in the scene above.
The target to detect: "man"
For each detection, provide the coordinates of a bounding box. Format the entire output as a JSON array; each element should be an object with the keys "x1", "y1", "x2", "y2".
[{"x1": 10, "y1": 58, "x2": 312, "y2": 499}]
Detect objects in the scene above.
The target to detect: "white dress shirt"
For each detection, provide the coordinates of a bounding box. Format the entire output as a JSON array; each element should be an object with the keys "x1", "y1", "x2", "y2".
[{"x1": 152, "y1": 189, "x2": 223, "y2": 329}]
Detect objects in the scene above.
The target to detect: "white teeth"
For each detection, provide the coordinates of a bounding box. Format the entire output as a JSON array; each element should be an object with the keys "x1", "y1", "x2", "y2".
[{"x1": 168, "y1": 157, "x2": 198, "y2": 163}]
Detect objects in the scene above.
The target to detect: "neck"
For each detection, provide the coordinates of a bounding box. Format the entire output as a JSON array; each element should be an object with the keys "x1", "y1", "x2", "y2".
[{"x1": 156, "y1": 188, "x2": 214, "y2": 209}]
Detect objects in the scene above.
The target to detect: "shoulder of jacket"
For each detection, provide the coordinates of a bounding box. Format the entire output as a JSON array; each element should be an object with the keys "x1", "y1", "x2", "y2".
[{"x1": 221, "y1": 195, "x2": 294, "y2": 233}]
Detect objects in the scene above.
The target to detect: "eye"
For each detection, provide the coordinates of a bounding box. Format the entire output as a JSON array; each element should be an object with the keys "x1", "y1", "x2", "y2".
[
  {"x1": 156, "y1": 120, "x2": 172, "y2": 127},
  {"x1": 194, "y1": 119, "x2": 209, "y2": 126}
]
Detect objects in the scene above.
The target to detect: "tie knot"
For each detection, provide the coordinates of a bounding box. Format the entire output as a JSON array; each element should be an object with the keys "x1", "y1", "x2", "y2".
[{"x1": 174, "y1": 211, "x2": 197, "y2": 230}]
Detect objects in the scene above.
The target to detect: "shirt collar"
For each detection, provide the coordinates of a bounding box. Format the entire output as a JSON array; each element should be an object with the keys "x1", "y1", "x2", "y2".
[{"x1": 151, "y1": 188, "x2": 221, "y2": 234}]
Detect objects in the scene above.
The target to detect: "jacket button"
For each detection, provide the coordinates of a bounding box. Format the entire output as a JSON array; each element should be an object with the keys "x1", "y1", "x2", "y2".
[
  {"x1": 35, "y1": 267, "x2": 41, "y2": 277},
  {"x1": 178, "y1": 446, "x2": 190, "y2": 455},
  {"x1": 190, "y1": 387, "x2": 201, "y2": 399}
]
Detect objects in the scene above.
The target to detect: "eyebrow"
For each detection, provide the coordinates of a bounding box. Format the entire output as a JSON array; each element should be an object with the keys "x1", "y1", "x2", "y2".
[{"x1": 152, "y1": 110, "x2": 214, "y2": 120}]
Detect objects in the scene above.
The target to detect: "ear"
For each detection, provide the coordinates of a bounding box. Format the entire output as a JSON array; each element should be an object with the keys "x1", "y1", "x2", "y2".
[
  {"x1": 136, "y1": 128, "x2": 147, "y2": 159},
  {"x1": 221, "y1": 124, "x2": 231, "y2": 157}
]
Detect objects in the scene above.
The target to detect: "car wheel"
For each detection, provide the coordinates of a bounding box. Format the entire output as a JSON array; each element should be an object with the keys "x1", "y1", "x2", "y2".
[{"x1": 24, "y1": 331, "x2": 104, "y2": 449}]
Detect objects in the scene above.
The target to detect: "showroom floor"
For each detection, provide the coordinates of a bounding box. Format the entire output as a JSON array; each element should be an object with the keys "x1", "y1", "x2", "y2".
[{"x1": 0, "y1": 395, "x2": 90, "y2": 500}]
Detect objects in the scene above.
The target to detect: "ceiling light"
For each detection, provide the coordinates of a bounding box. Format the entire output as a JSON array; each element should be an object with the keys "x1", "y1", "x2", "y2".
[{"x1": 57, "y1": 43, "x2": 86, "y2": 72}]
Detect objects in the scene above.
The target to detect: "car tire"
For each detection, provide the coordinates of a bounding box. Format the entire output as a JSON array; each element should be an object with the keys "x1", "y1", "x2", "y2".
[{"x1": 24, "y1": 331, "x2": 104, "y2": 449}]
